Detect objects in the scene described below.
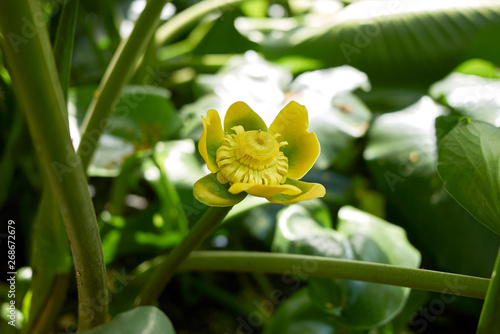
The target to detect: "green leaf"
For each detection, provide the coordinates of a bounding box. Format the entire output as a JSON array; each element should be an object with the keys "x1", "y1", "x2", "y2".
[
  {"x1": 435, "y1": 115, "x2": 464, "y2": 146},
  {"x1": 337, "y1": 206, "x2": 420, "y2": 269},
  {"x1": 437, "y1": 121, "x2": 500, "y2": 236},
  {"x1": 272, "y1": 204, "x2": 420, "y2": 329},
  {"x1": 309, "y1": 207, "x2": 420, "y2": 329},
  {"x1": 364, "y1": 98, "x2": 500, "y2": 278},
  {"x1": 242, "y1": 1, "x2": 500, "y2": 86},
  {"x1": 264, "y1": 287, "x2": 393, "y2": 334},
  {"x1": 80, "y1": 306, "x2": 176, "y2": 334},
  {"x1": 272, "y1": 202, "x2": 347, "y2": 257},
  {"x1": 68, "y1": 85, "x2": 181, "y2": 176}
]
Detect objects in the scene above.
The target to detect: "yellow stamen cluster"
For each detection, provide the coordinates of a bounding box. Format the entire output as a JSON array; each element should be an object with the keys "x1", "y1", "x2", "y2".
[{"x1": 216, "y1": 126, "x2": 289, "y2": 185}]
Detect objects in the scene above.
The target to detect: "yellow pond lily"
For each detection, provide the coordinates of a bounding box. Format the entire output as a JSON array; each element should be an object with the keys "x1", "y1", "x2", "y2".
[{"x1": 194, "y1": 101, "x2": 326, "y2": 207}]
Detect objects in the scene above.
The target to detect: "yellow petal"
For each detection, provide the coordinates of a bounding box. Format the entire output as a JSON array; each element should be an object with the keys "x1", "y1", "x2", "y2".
[
  {"x1": 194, "y1": 173, "x2": 247, "y2": 207},
  {"x1": 229, "y1": 182, "x2": 301, "y2": 197},
  {"x1": 224, "y1": 101, "x2": 268, "y2": 133},
  {"x1": 269, "y1": 101, "x2": 320, "y2": 179},
  {"x1": 199, "y1": 109, "x2": 224, "y2": 172},
  {"x1": 267, "y1": 178, "x2": 326, "y2": 204}
]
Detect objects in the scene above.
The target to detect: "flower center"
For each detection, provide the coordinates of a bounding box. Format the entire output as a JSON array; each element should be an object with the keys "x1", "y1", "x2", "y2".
[{"x1": 216, "y1": 126, "x2": 289, "y2": 185}]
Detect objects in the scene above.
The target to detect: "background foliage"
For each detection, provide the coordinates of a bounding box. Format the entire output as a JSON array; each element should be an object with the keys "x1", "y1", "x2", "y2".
[{"x1": 1, "y1": 0, "x2": 500, "y2": 333}]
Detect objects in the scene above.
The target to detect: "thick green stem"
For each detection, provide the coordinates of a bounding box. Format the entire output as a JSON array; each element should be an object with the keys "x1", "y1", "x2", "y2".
[
  {"x1": 135, "y1": 206, "x2": 232, "y2": 305},
  {"x1": 477, "y1": 246, "x2": 500, "y2": 333},
  {"x1": 0, "y1": 0, "x2": 107, "y2": 330},
  {"x1": 77, "y1": 0, "x2": 169, "y2": 170},
  {"x1": 26, "y1": 2, "x2": 80, "y2": 331},
  {"x1": 178, "y1": 251, "x2": 489, "y2": 300}
]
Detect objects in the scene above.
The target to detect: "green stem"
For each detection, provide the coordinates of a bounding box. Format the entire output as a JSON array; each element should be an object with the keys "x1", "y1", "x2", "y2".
[
  {"x1": 77, "y1": 0, "x2": 170, "y2": 170},
  {"x1": 155, "y1": 0, "x2": 243, "y2": 45},
  {"x1": 477, "y1": 246, "x2": 500, "y2": 333},
  {"x1": 26, "y1": 3, "x2": 80, "y2": 332},
  {"x1": 53, "y1": 0, "x2": 79, "y2": 101},
  {"x1": 135, "y1": 206, "x2": 232, "y2": 305},
  {"x1": 0, "y1": 1, "x2": 107, "y2": 330},
  {"x1": 178, "y1": 251, "x2": 489, "y2": 300}
]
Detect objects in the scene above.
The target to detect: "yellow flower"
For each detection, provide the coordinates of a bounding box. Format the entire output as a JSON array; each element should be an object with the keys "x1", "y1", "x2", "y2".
[{"x1": 194, "y1": 101, "x2": 326, "y2": 207}]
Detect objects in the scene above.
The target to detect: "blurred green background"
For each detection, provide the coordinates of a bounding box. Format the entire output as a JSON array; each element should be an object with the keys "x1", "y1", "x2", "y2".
[{"x1": 1, "y1": 0, "x2": 500, "y2": 333}]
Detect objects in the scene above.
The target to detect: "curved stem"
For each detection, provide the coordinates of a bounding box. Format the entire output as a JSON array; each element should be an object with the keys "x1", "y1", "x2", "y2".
[
  {"x1": 178, "y1": 251, "x2": 489, "y2": 300},
  {"x1": 0, "y1": 1, "x2": 107, "y2": 330},
  {"x1": 477, "y1": 246, "x2": 500, "y2": 333},
  {"x1": 136, "y1": 206, "x2": 232, "y2": 306}
]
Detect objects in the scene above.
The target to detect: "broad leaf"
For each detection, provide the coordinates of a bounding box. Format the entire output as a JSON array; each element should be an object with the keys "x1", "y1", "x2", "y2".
[
  {"x1": 437, "y1": 121, "x2": 500, "y2": 236},
  {"x1": 239, "y1": 0, "x2": 500, "y2": 86},
  {"x1": 272, "y1": 203, "x2": 420, "y2": 329}
]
